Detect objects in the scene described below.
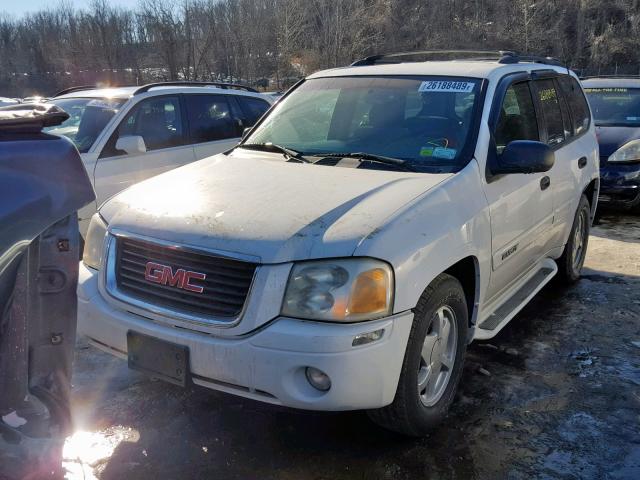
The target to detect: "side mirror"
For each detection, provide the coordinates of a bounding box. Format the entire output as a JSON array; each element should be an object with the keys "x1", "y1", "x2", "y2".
[
  {"x1": 115, "y1": 135, "x2": 147, "y2": 155},
  {"x1": 241, "y1": 127, "x2": 251, "y2": 140},
  {"x1": 494, "y1": 140, "x2": 555, "y2": 174}
]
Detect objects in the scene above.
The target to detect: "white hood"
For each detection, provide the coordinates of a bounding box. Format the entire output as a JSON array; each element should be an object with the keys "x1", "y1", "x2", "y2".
[{"x1": 100, "y1": 150, "x2": 452, "y2": 263}]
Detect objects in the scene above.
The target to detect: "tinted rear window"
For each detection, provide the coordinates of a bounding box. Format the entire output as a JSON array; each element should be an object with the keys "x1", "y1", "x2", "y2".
[
  {"x1": 558, "y1": 76, "x2": 591, "y2": 134},
  {"x1": 237, "y1": 96, "x2": 270, "y2": 126},
  {"x1": 535, "y1": 79, "x2": 565, "y2": 146},
  {"x1": 185, "y1": 94, "x2": 241, "y2": 143}
]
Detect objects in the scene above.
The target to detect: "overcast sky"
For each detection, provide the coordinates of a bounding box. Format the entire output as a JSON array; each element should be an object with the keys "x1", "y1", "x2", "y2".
[{"x1": 0, "y1": 0, "x2": 139, "y2": 17}]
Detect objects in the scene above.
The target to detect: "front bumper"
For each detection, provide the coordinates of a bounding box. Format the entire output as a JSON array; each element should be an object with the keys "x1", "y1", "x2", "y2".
[
  {"x1": 77, "y1": 263, "x2": 413, "y2": 411},
  {"x1": 599, "y1": 162, "x2": 640, "y2": 207}
]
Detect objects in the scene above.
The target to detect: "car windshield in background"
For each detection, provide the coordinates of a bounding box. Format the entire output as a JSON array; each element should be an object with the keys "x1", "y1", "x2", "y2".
[
  {"x1": 244, "y1": 76, "x2": 482, "y2": 172},
  {"x1": 584, "y1": 87, "x2": 640, "y2": 127},
  {"x1": 45, "y1": 97, "x2": 126, "y2": 152}
]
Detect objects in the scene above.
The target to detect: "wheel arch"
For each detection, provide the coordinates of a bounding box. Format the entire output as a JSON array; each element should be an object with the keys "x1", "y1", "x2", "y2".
[
  {"x1": 442, "y1": 256, "x2": 480, "y2": 328},
  {"x1": 583, "y1": 178, "x2": 600, "y2": 222}
]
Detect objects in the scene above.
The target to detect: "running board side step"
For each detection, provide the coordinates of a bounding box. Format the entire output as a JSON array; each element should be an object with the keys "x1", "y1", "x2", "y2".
[{"x1": 475, "y1": 259, "x2": 558, "y2": 340}]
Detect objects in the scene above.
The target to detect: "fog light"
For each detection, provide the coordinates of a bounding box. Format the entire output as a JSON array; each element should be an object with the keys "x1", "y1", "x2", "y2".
[
  {"x1": 305, "y1": 367, "x2": 331, "y2": 391},
  {"x1": 352, "y1": 328, "x2": 384, "y2": 347}
]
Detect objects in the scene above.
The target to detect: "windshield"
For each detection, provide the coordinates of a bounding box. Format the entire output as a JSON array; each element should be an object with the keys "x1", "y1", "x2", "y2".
[
  {"x1": 584, "y1": 87, "x2": 640, "y2": 126},
  {"x1": 45, "y1": 97, "x2": 126, "y2": 152},
  {"x1": 243, "y1": 76, "x2": 482, "y2": 172}
]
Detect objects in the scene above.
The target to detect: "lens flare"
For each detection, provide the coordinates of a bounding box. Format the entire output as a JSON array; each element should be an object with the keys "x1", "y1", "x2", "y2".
[{"x1": 62, "y1": 426, "x2": 139, "y2": 479}]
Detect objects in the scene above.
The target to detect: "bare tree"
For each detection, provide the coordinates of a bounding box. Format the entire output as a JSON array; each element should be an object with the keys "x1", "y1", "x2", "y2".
[{"x1": 1, "y1": 0, "x2": 639, "y2": 96}]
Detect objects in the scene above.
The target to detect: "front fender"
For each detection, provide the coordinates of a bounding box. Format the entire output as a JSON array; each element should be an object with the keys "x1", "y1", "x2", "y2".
[{"x1": 353, "y1": 160, "x2": 492, "y2": 318}]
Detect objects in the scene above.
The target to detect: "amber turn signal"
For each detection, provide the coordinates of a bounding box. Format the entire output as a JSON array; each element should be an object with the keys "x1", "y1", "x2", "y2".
[{"x1": 348, "y1": 268, "x2": 392, "y2": 315}]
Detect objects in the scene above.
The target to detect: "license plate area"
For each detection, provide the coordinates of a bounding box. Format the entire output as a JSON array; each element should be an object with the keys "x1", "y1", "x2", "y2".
[{"x1": 127, "y1": 331, "x2": 189, "y2": 387}]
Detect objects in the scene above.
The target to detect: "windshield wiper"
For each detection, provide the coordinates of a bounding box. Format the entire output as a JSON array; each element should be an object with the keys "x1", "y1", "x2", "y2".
[
  {"x1": 312, "y1": 152, "x2": 417, "y2": 172},
  {"x1": 238, "y1": 143, "x2": 311, "y2": 163}
]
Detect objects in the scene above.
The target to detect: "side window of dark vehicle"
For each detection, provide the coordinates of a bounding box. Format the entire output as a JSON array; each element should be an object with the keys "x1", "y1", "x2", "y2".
[
  {"x1": 185, "y1": 95, "x2": 241, "y2": 143},
  {"x1": 558, "y1": 76, "x2": 591, "y2": 135},
  {"x1": 534, "y1": 79, "x2": 565, "y2": 146},
  {"x1": 102, "y1": 96, "x2": 185, "y2": 157},
  {"x1": 494, "y1": 82, "x2": 539, "y2": 153},
  {"x1": 236, "y1": 96, "x2": 270, "y2": 127}
]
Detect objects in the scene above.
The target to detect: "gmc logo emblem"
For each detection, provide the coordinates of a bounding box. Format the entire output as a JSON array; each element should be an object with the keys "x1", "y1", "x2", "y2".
[{"x1": 144, "y1": 261, "x2": 206, "y2": 293}]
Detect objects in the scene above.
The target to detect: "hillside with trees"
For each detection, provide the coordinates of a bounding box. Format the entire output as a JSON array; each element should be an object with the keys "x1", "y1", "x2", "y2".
[{"x1": 1, "y1": 0, "x2": 639, "y2": 96}]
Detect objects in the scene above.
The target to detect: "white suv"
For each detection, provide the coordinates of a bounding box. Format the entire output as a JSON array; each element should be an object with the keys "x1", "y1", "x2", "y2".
[
  {"x1": 45, "y1": 82, "x2": 273, "y2": 234},
  {"x1": 78, "y1": 52, "x2": 599, "y2": 435}
]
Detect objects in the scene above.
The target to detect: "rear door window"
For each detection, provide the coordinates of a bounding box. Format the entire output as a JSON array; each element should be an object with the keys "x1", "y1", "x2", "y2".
[
  {"x1": 555, "y1": 79, "x2": 574, "y2": 140},
  {"x1": 534, "y1": 79, "x2": 565, "y2": 146},
  {"x1": 559, "y1": 76, "x2": 591, "y2": 134},
  {"x1": 236, "y1": 96, "x2": 271, "y2": 127},
  {"x1": 185, "y1": 94, "x2": 241, "y2": 143}
]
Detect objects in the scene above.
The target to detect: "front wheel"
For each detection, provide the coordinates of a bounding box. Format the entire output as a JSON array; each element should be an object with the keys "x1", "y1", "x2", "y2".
[
  {"x1": 367, "y1": 273, "x2": 468, "y2": 436},
  {"x1": 557, "y1": 194, "x2": 591, "y2": 284}
]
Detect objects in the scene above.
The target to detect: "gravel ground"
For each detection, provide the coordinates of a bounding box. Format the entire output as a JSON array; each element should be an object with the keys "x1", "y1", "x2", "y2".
[{"x1": 66, "y1": 212, "x2": 640, "y2": 480}]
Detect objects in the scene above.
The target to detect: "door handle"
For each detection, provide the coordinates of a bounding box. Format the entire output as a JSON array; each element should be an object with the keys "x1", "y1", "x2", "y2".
[
  {"x1": 578, "y1": 156, "x2": 587, "y2": 169},
  {"x1": 540, "y1": 176, "x2": 551, "y2": 191}
]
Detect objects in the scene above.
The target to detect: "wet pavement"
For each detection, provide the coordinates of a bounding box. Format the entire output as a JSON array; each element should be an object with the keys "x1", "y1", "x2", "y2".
[{"x1": 66, "y1": 212, "x2": 640, "y2": 480}]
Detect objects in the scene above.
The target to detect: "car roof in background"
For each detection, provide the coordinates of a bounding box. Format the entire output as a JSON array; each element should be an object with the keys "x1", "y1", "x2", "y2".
[
  {"x1": 54, "y1": 85, "x2": 270, "y2": 101},
  {"x1": 581, "y1": 77, "x2": 640, "y2": 89},
  {"x1": 308, "y1": 60, "x2": 573, "y2": 81},
  {"x1": 54, "y1": 86, "x2": 137, "y2": 99}
]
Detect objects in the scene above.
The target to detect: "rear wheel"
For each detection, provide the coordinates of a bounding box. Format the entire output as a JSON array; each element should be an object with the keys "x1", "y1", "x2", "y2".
[
  {"x1": 367, "y1": 274, "x2": 468, "y2": 436},
  {"x1": 557, "y1": 195, "x2": 590, "y2": 284}
]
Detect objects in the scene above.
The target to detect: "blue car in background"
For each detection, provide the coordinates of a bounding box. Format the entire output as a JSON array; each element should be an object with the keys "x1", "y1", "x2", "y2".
[{"x1": 582, "y1": 77, "x2": 640, "y2": 212}]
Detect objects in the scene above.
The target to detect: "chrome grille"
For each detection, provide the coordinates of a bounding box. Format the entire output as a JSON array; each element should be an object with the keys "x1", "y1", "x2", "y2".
[{"x1": 115, "y1": 237, "x2": 257, "y2": 318}]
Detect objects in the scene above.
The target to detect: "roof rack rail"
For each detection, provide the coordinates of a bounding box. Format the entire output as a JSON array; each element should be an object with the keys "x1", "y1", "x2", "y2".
[
  {"x1": 513, "y1": 55, "x2": 564, "y2": 67},
  {"x1": 53, "y1": 85, "x2": 100, "y2": 97},
  {"x1": 580, "y1": 75, "x2": 640, "y2": 80},
  {"x1": 350, "y1": 50, "x2": 511, "y2": 66},
  {"x1": 350, "y1": 50, "x2": 565, "y2": 67},
  {"x1": 133, "y1": 81, "x2": 258, "y2": 95}
]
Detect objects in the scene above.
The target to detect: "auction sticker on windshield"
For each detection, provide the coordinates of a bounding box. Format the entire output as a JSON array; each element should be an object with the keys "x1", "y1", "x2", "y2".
[
  {"x1": 418, "y1": 80, "x2": 475, "y2": 93},
  {"x1": 419, "y1": 146, "x2": 457, "y2": 159},
  {"x1": 432, "y1": 147, "x2": 457, "y2": 159}
]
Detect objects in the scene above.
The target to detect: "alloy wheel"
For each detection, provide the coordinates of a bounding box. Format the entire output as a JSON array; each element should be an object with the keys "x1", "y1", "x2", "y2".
[{"x1": 417, "y1": 305, "x2": 458, "y2": 407}]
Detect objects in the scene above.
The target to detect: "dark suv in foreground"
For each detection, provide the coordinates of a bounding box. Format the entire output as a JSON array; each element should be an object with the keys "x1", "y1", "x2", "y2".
[
  {"x1": 0, "y1": 103, "x2": 94, "y2": 478},
  {"x1": 582, "y1": 77, "x2": 640, "y2": 211}
]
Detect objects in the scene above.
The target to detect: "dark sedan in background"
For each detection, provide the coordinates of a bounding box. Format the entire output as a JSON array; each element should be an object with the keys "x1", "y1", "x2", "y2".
[{"x1": 582, "y1": 77, "x2": 640, "y2": 211}]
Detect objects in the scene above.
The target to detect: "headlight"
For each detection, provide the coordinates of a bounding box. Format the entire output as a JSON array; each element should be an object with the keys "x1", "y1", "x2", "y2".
[
  {"x1": 82, "y1": 213, "x2": 108, "y2": 269},
  {"x1": 281, "y1": 258, "x2": 394, "y2": 322},
  {"x1": 608, "y1": 140, "x2": 640, "y2": 163}
]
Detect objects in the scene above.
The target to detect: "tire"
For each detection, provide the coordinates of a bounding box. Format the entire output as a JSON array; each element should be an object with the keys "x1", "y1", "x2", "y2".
[
  {"x1": 557, "y1": 194, "x2": 591, "y2": 284},
  {"x1": 367, "y1": 273, "x2": 468, "y2": 436}
]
